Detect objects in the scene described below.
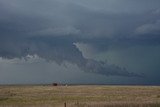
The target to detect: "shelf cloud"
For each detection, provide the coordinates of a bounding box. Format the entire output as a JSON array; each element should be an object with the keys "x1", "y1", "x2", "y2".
[{"x1": 0, "y1": 0, "x2": 160, "y2": 84}]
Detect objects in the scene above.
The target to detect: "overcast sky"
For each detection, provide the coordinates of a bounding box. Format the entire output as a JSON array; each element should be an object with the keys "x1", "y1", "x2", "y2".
[{"x1": 0, "y1": 0, "x2": 160, "y2": 85}]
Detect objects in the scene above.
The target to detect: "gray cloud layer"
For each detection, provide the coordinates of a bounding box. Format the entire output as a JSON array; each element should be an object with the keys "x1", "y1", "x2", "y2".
[
  {"x1": 0, "y1": 35, "x2": 142, "y2": 77},
  {"x1": 0, "y1": 0, "x2": 160, "y2": 82}
]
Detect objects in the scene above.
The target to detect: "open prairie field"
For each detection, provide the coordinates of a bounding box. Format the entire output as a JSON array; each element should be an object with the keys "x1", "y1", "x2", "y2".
[{"x1": 0, "y1": 85, "x2": 160, "y2": 107}]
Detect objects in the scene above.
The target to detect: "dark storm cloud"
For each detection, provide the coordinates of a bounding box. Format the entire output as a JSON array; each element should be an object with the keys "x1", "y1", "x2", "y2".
[
  {"x1": 1, "y1": 0, "x2": 160, "y2": 39},
  {"x1": 0, "y1": 0, "x2": 160, "y2": 78},
  {"x1": 0, "y1": 35, "x2": 142, "y2": 77}
]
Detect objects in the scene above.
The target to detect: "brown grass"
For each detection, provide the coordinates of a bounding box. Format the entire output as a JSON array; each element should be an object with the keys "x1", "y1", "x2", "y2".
[{"x1": 0, "y1": 85, "x2": 160, "y2": 107}]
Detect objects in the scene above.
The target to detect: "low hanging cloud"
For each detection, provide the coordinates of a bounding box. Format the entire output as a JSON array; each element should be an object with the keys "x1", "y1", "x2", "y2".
[{"x1": 0, "y1": 36, "x2": 143, "y2": 77}]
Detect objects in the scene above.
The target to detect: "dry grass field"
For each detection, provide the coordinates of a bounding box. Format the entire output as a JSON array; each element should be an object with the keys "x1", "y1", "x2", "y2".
[{"x1": 0, "y1": 85, "x2": 160, "y2": 107}]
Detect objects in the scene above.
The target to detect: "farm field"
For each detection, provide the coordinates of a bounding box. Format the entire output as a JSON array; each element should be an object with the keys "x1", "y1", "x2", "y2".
[{"x1": 0, "y1": 85, "x2": 160, "y2": 107}]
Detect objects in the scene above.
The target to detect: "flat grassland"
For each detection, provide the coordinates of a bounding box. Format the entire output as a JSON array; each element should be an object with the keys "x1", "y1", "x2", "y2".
[{"x1": 0, "y1": 85, "x2": 160, "y2": 107}]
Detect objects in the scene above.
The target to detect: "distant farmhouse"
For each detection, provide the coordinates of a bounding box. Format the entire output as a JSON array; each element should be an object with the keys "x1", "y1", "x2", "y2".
[{"x1": 52, "y1": 83, "x2": 58, "y2": 86}]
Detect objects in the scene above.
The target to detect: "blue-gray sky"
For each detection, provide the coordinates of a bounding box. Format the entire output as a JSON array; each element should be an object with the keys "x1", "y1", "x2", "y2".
[{"x1": 0, "y1": 0, "x2": 160, "y2": 85}]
